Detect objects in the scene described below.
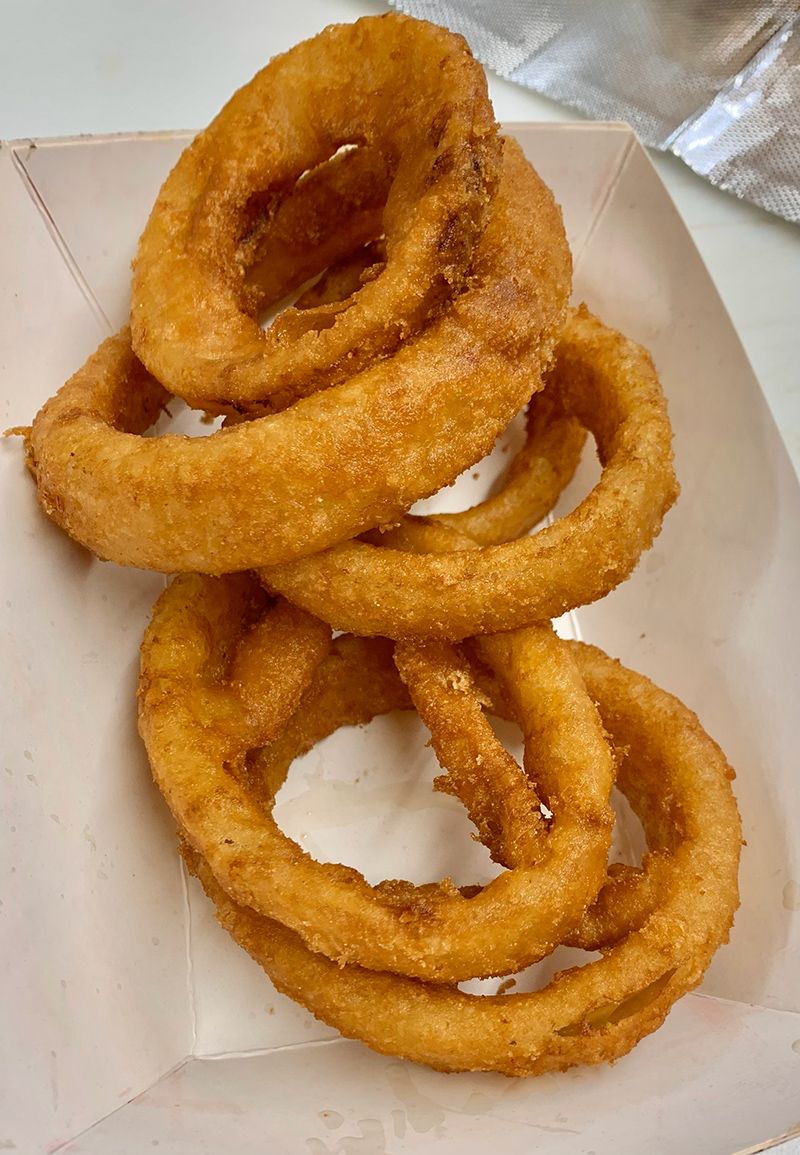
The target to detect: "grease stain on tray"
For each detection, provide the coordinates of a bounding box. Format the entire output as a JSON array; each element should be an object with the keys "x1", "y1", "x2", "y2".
[
  {"x1": 783, "y1": 881, "x2": 800, "y2": 911},
  {"x1": 49, "y1": 1050, "x2": 58, "y2": 1111},
  {"x1": 462, "y1": 1090, "x2": 501, "y2": 1115},
  {"x1": 306, "y1": 1118, "x2": 388, "y2": 1154},
  {"x1": 386, "y1": 1063, "x2": 446, "y2": 1134},
  {"x1": 319, "y1": 1110, "x2": 344, "y2": 1130}
]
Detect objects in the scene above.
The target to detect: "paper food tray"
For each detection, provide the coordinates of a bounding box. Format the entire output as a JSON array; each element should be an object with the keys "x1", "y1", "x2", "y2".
[{"x1": 1, "y1": 123, "x2": 799, "y2": 1155}]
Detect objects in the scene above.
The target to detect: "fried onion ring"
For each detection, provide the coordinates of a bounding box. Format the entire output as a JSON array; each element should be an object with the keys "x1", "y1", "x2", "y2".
[
  {"x1": 27, "y1": 139, "x2": 569, "y2": 573},
  {"x1": 186, "y1": 641, "x2": 741, "y2": 1076},
  {"x1": 261, "y1": 305, "x2": 679, "y2": 638},
  {"x1": 139, "y1": 573, "x2": 615, "y2": 981},
  {"x1": 131, "y1": 14, "x2": 503, "y2": 411}
]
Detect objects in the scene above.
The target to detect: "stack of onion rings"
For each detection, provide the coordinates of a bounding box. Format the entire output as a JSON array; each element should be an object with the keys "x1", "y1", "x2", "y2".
[
  {"x1": 180, "y1": 623, "x2": 740, "y2": 1076},
  {"x1": 15, "y1": 12, "x2": 741, "y2": 1082},
  {"x1": 26, "y1": 135, "x2": 570, "y2": 573}
]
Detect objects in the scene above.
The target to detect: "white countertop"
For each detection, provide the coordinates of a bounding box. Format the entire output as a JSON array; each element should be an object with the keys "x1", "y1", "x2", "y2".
[{"x1": 1, "y1": 0, "x2": 797, "y2": 474}]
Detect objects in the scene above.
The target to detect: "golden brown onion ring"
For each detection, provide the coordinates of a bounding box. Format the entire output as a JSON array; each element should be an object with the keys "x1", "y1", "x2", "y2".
[
  {"x1": 139, "y1": 573, "x2": 615, "y2": 981},
  {"x1": 27, "y1": 139, "x2": 569, "y2": 574},
  {"x1": 131, "y1": 14, "x2": 502, "y2": 411},
  {"x1": 187, "y1": 641, "x2": 741, "y2": 1076},
  {"x1": 262, "y1": 306, "x2": 679, "y2": 638}
]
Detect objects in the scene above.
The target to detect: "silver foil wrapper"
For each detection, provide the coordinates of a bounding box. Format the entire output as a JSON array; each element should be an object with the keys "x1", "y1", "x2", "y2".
[{"x1": 390, "y1": 0, "x2": 800, "y2": 224}]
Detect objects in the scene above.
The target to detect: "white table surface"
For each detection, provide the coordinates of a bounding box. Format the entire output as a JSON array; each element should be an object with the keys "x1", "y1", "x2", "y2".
[{"x1": 1, "y1": 0, "x2": 797, "y2": 476}]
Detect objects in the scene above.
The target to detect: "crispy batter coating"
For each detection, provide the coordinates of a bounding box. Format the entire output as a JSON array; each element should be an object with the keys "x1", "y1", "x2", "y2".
[{"x1": 366, "y1": 386, "x2": 586, "y2": 554}]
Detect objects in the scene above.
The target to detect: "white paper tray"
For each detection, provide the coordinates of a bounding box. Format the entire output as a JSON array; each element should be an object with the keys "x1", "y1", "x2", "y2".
[{"x1": 1, "y1": 123, "x2": 799, "y2": 1154}]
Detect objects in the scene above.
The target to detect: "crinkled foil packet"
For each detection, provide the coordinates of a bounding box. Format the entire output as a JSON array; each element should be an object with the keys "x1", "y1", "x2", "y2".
[{"x1": 390, "y1": 0, "x2": 800, "y2": 224}]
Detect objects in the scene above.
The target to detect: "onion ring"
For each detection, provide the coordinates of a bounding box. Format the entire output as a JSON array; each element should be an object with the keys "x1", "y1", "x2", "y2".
[
  {"x1": 186, "y1": 640, "x2": 741, "y2": 1076},
  {"x1": 27, "y1": 138, "x2": 569, "y2": 573},
  {"x1": 262, "y1": 305, "x2": 679, "y2": 639},
  {"x1": 138, "y1": 573, "x2": 615, "y2": 981},
  {"x1": 130, "y1": 14, "x2": 503, "y2": 411}
]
